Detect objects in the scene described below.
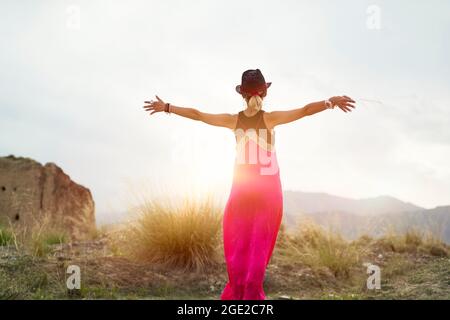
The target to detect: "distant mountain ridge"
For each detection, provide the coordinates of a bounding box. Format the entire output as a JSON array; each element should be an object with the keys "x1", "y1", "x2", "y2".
[
  {"x1": 283, "y1": 190, "x2": 424, "y2": 216},
  {"x1": 282, "y1": 191, "x2": 450, "y2": 243}
]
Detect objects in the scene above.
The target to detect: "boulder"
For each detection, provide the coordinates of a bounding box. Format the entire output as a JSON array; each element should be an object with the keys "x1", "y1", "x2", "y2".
[{"x1": 0, "y1": 155, "x2": 95, "y2": 239}]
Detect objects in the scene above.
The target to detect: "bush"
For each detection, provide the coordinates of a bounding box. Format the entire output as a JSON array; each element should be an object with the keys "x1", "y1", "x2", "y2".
[
  {"x1": 277, "y1": 221, "x2": 361, "y2": 278},
  {"x1": 376, "y1": 228, "x2": 448, "y2": 257},
  {"x1": 121, "y1": 197, "x2": 223, "y2": 272}
]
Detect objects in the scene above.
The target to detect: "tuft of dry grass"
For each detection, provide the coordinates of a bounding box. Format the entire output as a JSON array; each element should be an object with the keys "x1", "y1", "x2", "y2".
[
  {"x1": 376, "y1": 228, "x2": 449, "y2": 257},
  {"x1": 275, "y1": 221, "x2": 362, "y2": 278},
  {"x1": 119, "y1": 197, "x2": 223, "y2": 273},
  {"x1": 3, "y1": 214, "x2": 68, "y2": 257}
]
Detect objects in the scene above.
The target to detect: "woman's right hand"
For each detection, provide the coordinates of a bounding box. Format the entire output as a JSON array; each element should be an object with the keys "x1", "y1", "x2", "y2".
[
  {"x1": 143, "y1": 95, "x2": 166, "y2": 115},
  {"x1": 329, "y1": 95, "x2": 356, "y2": 113}
]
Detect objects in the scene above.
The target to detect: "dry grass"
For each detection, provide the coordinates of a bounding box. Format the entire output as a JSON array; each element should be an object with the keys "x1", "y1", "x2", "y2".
[
  {"x1": 376, "y1": 228, "x2": 449, "y2": 257},
  {"x1": 2, "y1": 214, "x2": 68, "y2": 257},
  {"x1": 275, "y1": 221, "x2": 362, "y2": 278},
  {"x1": 118, "y1": 196, "x2": 223, "y2": 273},
  {"x1": 275, "y1": 223, "x2": 448, "y2": 282},
  {"x1": 2, "y1": 202, "x2": 450, "y2": 299}
]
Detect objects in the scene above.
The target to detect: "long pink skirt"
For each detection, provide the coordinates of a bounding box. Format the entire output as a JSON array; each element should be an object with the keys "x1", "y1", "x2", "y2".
[{"x1": 220, "y1": 145, "x2": 283, "y2": 300}]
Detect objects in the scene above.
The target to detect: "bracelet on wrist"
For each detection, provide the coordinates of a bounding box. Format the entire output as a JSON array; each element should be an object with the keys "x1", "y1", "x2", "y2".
[
  {"x1": 325, "y1": 100, "x2": 334, "y2": 109},
  {"x1": 165, "y1": 103, "x2": 171, "y2": 113}
]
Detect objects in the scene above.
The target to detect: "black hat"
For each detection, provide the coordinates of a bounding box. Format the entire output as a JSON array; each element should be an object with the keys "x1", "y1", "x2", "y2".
[{"x1": 235, "y1": 69, "x2": 272, "y2": 96}]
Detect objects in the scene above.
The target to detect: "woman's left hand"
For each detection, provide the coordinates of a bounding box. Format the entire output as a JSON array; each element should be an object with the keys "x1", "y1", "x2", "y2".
[{"x1": 329, "y1": 96, "x2": 356, "y2": 113}]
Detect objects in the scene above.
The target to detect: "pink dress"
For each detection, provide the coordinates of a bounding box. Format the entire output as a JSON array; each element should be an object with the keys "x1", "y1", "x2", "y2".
[{"x1": 220, "y1": 110, "x2": 283, "y2": 300}]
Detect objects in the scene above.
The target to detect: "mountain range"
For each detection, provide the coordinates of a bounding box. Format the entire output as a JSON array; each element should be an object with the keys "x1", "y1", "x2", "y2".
[{"x1": 282, "y1": 190, "x2": 450, "y2": 243}]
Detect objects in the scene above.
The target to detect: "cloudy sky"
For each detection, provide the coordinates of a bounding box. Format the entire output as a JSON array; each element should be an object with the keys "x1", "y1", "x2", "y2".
[{"x1": 1, "y1": 0, "x2": 449, "y2": 223}]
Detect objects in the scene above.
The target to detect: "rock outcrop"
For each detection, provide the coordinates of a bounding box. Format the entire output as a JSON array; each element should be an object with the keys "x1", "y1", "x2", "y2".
[{"x1": 0, "y1": 155, "x2": 95, "y2": 239}]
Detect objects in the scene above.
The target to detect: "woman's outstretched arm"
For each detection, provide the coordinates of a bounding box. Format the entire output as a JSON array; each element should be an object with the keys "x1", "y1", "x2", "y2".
[
  {"x1": 264, "y1": 96, "x2": 356, "y2": 128},
  {"x1": 143, "y1": 95, "x2": 236, "y2": 129}
]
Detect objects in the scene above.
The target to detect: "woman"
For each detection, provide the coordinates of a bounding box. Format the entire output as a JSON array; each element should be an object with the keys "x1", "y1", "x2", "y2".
[{"x1": 143, "y1": 69, "x2": 356, "y2": 300}]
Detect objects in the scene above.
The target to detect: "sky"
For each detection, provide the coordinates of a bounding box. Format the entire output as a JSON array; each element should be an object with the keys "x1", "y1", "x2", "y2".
[{"x1": 1, "y1": 0, "x2": 449, "y2": 224}]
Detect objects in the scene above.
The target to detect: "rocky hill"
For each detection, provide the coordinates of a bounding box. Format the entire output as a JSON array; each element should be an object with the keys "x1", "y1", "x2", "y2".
[{"x1": 0, "y1": 155, "x2": 95, "y2": 239}]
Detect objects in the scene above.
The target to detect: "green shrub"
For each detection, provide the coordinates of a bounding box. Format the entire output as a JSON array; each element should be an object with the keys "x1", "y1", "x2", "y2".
[{"x1": 0, "y1": 227, "x2": 14, "y2": 246}]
